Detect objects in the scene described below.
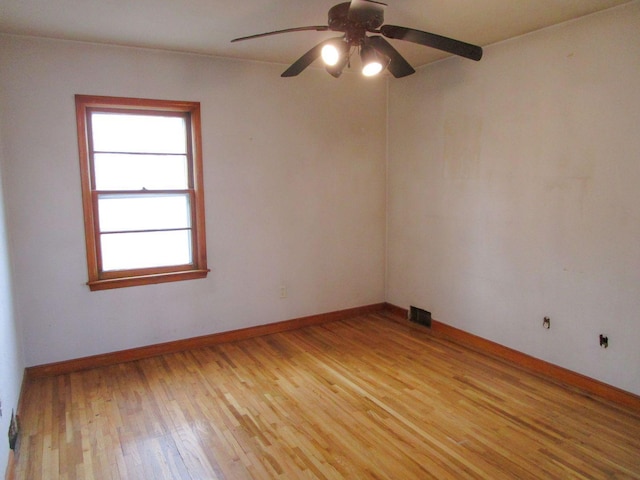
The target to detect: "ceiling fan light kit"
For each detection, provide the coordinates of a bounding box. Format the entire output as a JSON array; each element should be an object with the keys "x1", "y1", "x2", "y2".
[
  {"x1": 231, "y1": 0, "x2": 483, "y2": 78},
  {"x1": 360, "y1": 45, "x2": 389, "y2": 76},
  {"x1": 320, "y1": 38, "x2": 351, "y2": 77}
]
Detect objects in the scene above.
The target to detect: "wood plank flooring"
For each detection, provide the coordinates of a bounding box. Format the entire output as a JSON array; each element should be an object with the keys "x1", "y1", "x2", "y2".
[{"x1": 14, "y1": 313, "x2": 640, "y2": 479}]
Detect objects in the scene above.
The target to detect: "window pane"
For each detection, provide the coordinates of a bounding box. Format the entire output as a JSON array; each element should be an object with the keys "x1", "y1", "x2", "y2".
[
  {"x1": 98, "y1": 194, "x2": 191, "y2": 232},
  {"x1": 94, "y1": 153, "x2": 188, "y2": 190},
  {"x1": 101, "y1": 230, "x2": 192, "y2": 271},
  {"x1": 91, "y1": 113, "x2": 187, "y2": 154}
]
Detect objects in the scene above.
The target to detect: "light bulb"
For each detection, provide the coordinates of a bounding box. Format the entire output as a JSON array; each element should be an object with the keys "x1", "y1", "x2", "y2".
[
  {"x1": 321, "y1": 44, "x2": 340, "y2": 66},
  {"x1": 362, "y1": 61, "x2": 383, "y2": 76}
]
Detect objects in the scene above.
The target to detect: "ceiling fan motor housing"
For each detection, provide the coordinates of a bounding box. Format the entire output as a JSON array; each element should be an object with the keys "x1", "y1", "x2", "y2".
[{"x1": 328, "y1": 2, "x2": 384, "y2": 46}]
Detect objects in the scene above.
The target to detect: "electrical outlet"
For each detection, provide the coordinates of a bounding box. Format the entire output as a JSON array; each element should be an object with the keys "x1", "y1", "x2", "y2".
[
  {"x1": 599, "y1": 334, "x2": 609, "y2": 349},
  {"x1": 280, "y1": 285, "x2": 287, "y2": 299}
]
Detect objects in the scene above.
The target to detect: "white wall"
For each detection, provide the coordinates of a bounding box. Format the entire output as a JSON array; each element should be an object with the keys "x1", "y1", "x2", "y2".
[
  {"x1": 0, "y1": 124, "x2": 24, "y2": 474},
  {"x1": 0, "y1": 36, "x2": 387, "y2": 366},
  {"x1": 387, "y1": 3, "x2": 640, "y2": 395}
]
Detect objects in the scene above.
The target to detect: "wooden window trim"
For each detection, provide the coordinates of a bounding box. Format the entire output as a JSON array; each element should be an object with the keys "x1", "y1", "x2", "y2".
[{"x1": 75, "y1": 95, "x2": 208, "y2": 291}]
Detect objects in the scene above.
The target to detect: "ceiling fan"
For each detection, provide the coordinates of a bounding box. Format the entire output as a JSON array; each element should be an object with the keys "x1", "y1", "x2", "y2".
[{"x1": 231, "y1": 0, "x2": 483, "y2": 78}]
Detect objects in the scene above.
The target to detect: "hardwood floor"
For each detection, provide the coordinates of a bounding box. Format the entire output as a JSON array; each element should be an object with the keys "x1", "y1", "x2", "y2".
[{"x1": 14, "y1": 313, "x2": 640, "y2": 479}]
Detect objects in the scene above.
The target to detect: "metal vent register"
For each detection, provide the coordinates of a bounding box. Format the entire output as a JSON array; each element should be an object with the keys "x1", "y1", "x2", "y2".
[{"x1": 409, "y1": 306, "x2": 431, "y2": 327}]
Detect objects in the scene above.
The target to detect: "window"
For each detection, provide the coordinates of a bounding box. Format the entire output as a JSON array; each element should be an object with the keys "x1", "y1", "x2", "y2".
[{"x1": 75, "y1": 95, "x2": 208, "y2": 291}]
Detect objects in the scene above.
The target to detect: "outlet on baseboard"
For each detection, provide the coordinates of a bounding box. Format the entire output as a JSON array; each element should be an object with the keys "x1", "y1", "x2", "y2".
[{"x1": 8, "y1": 409, "x2": 19, "y2": 450}]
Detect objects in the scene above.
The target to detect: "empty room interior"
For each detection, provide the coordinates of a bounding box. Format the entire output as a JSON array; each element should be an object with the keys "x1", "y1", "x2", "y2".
[{"x1": 1, "y1": 0, "x2": 640, "y2": 478}]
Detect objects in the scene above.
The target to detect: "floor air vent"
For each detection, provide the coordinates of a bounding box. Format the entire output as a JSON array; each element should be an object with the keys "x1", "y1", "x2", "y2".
[{"x1": 409, "y1": 306, "x2": 432, "y2": 328}]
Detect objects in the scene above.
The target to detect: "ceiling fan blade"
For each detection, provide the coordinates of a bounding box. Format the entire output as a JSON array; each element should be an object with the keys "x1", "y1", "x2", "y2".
[
  {"x1": 281, "y1": 40, "x2": 332, "y2": 77},
  {"x1": 381, "y1": 25, "x2": 483, "y2": 61},
  {"x1": 348, "y1": 0, "x2": 386, "y2": 24},
  {"x1": 231, "y1": 26, "x2": 330, "y2": 43},
  {"x1": 367, "y1": 36, "x2": 415, "y2": 78}
]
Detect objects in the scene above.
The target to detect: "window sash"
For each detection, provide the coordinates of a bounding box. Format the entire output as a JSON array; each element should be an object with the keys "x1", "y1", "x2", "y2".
[{"x1": 93, "y1": 190, "x2": 197, "y2": 273}]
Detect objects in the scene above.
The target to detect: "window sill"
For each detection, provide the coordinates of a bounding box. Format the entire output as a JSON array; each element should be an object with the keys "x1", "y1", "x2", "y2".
[{"x1": 88, "y1": 269, "x2": 209, "y2": 291}]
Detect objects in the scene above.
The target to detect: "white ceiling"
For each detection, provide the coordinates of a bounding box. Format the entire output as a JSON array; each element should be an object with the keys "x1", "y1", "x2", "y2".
[{"x1": 0, "y1": 0, "x2": 631, "y2": 70}]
